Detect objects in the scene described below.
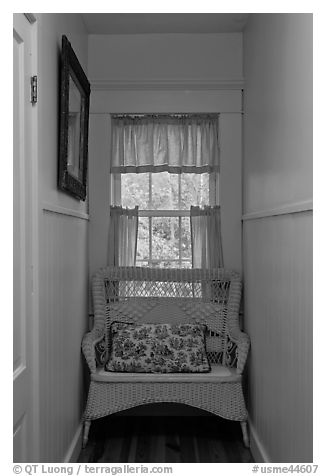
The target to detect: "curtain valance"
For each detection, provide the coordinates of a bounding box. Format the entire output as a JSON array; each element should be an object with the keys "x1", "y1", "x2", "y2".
[{"x1": 110, "y1": 114, "x2": 220, "y2": 174}]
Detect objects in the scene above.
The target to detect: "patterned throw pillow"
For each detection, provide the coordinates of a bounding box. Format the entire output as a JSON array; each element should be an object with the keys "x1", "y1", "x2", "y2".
[{"x1": 105, "y1": 322, "x2": 211, "y2": 373}]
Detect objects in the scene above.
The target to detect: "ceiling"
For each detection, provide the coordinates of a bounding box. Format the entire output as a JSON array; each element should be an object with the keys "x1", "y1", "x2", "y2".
[{"x1": 81, "y1": 13, "x2": 250, "y2": 35}]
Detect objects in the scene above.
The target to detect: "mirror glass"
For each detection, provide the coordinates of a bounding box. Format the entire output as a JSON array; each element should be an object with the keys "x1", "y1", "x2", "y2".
[{"x1": 67, "y1": 72, "x2": 82, "y2": 179}]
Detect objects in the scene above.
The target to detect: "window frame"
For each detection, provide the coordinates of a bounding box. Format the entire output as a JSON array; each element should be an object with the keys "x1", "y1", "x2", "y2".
[{"x1": 111, "y1": 171, "x2": 219, "y2": 268}]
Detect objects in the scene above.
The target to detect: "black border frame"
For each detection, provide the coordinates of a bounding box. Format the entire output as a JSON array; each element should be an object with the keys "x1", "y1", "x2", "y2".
[{"x1": 58, "y1": 35, "x2": 90, "y2": 201}]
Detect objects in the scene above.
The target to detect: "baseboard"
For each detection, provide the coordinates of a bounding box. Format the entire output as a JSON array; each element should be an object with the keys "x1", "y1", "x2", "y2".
[
  {"x1": 63, "y1": 422, "x2": 83, "y2": 463},
  {"x1": 249, "y1": 418, "x2": 270, "y2": 463}
]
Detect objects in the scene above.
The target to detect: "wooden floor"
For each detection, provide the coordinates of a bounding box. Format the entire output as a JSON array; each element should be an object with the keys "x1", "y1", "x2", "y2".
[{"x1": 78, "y1": 414, "x2": 254, "y2": 463}]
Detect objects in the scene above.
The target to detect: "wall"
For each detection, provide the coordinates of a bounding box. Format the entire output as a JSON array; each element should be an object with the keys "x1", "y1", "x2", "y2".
[
  {"x1": 243, "y1": 14, "x2": 313, "y2": 462},
  {"x1": 88, "y1": 33, "x2": 243, "y2": 279},
  {"x1": 36, "y1": 13, "x2": 89, "y2": 462},
  {"x1": 88, "y1": 33, "x2": 243, "y2": 83}
]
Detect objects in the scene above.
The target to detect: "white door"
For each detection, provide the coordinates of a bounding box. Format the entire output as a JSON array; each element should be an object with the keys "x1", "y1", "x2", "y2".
[{"x1": 13, "y1": 13, "x2": 36, "y2": 462}]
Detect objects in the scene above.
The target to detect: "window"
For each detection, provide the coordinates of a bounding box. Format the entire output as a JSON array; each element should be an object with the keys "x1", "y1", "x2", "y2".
[
  {"x1": 110, "y1": 113, "x2": 221, "y2": 269},
  {"x1": 112, "y1": 171, "x2": 218, "y2": 268}
]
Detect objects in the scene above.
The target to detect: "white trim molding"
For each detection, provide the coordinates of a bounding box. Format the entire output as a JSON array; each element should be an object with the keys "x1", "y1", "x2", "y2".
[
  {"x1": 42, "y1": 202, "x2": 90, "y2": 221},
  {"x1": 24, "y1": 13, "x2": 37, "y2": 23},
  {"x1": 242, "y1": 199, "x2": 313, "y2": 221},
  {"x1": 91, "y1": 78, "x2": 245, "y2": 91},
  {"x1": 248, "y1": 418, "x2": 271, "y2": 463},
  {"x1": 63, "y1": 422, "x2": 83, "y2": 463}
]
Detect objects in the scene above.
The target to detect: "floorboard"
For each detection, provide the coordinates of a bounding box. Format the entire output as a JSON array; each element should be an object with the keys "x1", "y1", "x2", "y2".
[{"x1": 77, "y1": 414, "x2": 254, "y2": 463}]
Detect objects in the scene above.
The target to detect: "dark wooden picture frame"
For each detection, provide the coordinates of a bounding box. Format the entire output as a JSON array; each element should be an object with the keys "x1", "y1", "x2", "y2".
[{"x1": 58, "y1": 35, "x2": 90, "y2": 201}]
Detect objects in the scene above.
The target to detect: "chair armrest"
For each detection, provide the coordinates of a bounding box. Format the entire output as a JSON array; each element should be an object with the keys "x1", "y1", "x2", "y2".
[
  {"x1": 82, "y1": 329, "x2": 104, "y2": 374},
  {"x1": 228, "y1": 327, "x2": 250, "y2": 374}
]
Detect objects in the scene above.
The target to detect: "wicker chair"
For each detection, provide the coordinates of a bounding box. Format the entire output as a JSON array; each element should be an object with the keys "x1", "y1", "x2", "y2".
[{"x1": 82, "y1": 266, "x2": 250, "y2": 448}]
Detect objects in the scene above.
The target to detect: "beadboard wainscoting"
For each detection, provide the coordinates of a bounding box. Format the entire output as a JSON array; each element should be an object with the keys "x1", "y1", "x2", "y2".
[
  {"x1": 243, "y1": 209, "x2": 313, "y2": 462},
  {"x1": 243, "y1": 13, "x2": 312, "y2": 462},
  {"x1": 39, "y1": 209, "x2": 89, "y2": 462}
]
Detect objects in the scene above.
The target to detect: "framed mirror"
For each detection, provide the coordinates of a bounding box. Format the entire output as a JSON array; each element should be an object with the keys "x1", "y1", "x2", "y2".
[{"x1": 58, "y1": 35, "x2": 90, "y2": 201}]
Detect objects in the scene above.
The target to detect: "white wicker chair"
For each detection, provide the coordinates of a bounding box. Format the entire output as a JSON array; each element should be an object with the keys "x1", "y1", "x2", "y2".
[{"x1": 82, "y1": 266, "x2": 250, "y2": 448}]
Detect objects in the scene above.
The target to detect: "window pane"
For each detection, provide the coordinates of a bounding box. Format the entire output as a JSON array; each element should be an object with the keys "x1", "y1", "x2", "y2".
[
  {"x1": 181, "y1": 260, "x2": 192, "y2": 269},
  {"x1": 151, "y1": 172, "x2": 179, "y2": 210},
  {"x1": 121, "y1": 173, "x2": 149, "y2": 209},
  {"x1": 180, "y1": 173, "x2": 209, "y2": 209},
  {"x1": 181, "y1": 217, "x2": 191, "y2": 261},
  {"x1": 152, "y1": 217, "x2": 179, "y2": 261},
  {"x1": 120, "y1": 171, "x2": 216, "y2": 269},
  {"x1": 152, "y1": 260, "x2": 192, "y2": 269},
  {"x1": 135, "y1": 216, "x2": 192, "y2": 269},
  {"x1": 136, "y1": 217, "x2": 149, "y2": 261},
  {"x1": 152, "y1": 261, "x2": 177, "y2": 269},
  {"x1": 136, "y1": 260, "x2": 150, "y2": 267}
]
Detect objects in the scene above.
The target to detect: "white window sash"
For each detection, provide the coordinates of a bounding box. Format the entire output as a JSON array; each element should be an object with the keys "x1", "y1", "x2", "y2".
[
  {"x1": 111, "y1": 172, "x2": 219, "y2": 208},
  {"x1": 110, "y1": 171, "x2": 219, "y2": 267}
]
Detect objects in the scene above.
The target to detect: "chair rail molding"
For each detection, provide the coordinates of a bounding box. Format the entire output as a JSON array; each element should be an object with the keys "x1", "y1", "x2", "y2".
[
  {"x1": 90, "y1": 78, "x2": 245, "y2": 91},
  {"x1": 242, "y1": 199, "x2": 313, "y2": 221},
  {"x1": 42, "y1": 202, "x2": 90, "y2": 221}
]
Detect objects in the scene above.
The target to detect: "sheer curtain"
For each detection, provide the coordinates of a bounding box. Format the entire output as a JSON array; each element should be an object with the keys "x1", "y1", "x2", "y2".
[
  {"x1": 190, "y1": 205, "x2": 223, "y2": 269},
  {"x1": 108, "y1": 206, "x2": 139, "y2": 266},
  {"x1": 111, "y1": 114, "x2": 220, "y2": 174}
]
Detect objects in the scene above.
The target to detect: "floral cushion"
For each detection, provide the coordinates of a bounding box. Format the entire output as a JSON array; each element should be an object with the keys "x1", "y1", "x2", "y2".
[{"x1": 105, "y1": 322, "x2": 211, "y2": 373}]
